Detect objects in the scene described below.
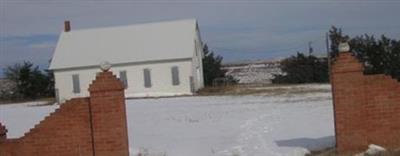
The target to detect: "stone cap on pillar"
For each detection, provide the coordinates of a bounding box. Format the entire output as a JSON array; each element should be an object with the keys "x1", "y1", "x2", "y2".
[
  {"x1": 88, "y1": 62, "x2": 124, "y2": 93},
  {"x1": 338, "y1": 42, "x2": 350, "y2": 53},
  {"x1": 332, "y1": 43, "x2": 364, "y2": 73},
  {"x1": 88, "y1": 71, "x2": 124, "y2": 93}
]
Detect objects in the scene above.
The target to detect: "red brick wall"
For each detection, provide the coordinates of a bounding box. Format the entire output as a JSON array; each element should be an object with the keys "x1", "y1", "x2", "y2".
[
  {"x1": 332, "y1": 52, "x2": 400, "y2": 154},
  {"x1": 0, "y1": 71, "x2": 129, "y2": 156}
]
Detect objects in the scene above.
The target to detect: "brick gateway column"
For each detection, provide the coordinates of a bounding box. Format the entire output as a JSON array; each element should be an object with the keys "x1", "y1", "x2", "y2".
[
  {"x1": 89, "y1": 70, "x2": 130, "y2": 156},
  {"x1": 331, "y1": 44, "x2": 400, "y2": 154}
]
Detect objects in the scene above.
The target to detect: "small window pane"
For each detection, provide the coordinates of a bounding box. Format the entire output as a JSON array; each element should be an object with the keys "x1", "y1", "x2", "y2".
[
  {"x1": 119, "y1": 71, "x2": 128, "y2": 88},
  {"x1": 143, "y1": 69, "x2": 151, "y2": 88},
  {"x1": 171, "y1": 66, "x2": 180, "y2": 86},
  {"x1": 72, "y1": 74, "x2": 80, "y2": 93}
]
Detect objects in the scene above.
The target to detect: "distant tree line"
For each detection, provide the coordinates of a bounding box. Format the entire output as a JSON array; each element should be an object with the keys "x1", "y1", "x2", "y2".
[
  {"x1": 272, "y1": 26, "x2": 400, "y2": 84},
  {"x1": 272, "y1": 53, "x2": 329, "y2": 84},
  {"x1": 202, "y1": 44, "x2": 238, "y2": 86},
  {"x1": 1, "y1": 61, "x2": 54, "y2": 101}
]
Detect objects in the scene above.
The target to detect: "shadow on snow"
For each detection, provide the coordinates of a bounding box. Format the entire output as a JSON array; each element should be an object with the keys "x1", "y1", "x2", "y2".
[{"x1": 275, "y1": 136, "x2": 335, "y2": 151}]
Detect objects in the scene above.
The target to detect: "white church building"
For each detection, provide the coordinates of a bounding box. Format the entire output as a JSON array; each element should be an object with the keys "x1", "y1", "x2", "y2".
[{"x1": 49, "y1": 19, "x2": 205, "y2": 102}]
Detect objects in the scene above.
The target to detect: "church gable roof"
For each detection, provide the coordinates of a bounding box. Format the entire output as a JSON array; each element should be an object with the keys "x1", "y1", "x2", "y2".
[{"x1": 49, "y1": 19, "x2": 197, "y2": 70}]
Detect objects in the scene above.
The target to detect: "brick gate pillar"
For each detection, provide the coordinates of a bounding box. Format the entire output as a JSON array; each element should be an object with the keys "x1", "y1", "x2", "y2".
[
  {"x1": 88, "y1": 70, "x2": 130, "y2": 156},
  {"x1": 331, "y1": 51, "x2": 368, "y2": 153}
]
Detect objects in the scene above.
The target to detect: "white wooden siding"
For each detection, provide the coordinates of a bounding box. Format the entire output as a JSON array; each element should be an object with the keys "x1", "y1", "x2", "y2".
[{"x1": 54, "y1": 60, "x2": 193, "y2": 103}]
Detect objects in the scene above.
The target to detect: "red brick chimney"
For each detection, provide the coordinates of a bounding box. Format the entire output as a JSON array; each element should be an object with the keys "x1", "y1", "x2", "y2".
[{"x1": 64, "y1": 20, "x2": 71, "y2": 32}]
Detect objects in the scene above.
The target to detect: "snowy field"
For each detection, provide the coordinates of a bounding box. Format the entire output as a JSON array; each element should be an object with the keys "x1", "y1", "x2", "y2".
[{"x1": 0, "y1": 84, "x2": 334, "y2": 156}]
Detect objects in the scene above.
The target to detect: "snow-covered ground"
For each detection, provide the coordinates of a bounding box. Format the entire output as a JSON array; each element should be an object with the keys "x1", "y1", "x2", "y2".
[{"x1": 0, "y1": 84, "x2": 334, "y2": 156}]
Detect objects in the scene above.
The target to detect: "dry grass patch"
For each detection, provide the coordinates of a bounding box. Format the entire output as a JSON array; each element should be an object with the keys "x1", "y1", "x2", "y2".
[{"x1": 197, "y1": 84, "x2": 331, "y2": 96}]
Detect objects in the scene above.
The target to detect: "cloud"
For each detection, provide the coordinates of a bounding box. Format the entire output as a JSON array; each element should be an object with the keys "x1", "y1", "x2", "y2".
[
  {"x1": 1, "y1": 35, "x2": 57, "y2": 45},
  {"x1": 0, "y1": 34, "x2": 56, "y2": 76},
  {"x1": 29, "y1": 42, "x2": 56, "y2": 49}
]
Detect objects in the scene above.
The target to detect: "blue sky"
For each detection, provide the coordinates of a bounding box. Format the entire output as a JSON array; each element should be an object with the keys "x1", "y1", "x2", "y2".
[{"x1": 1, "y1": 0, "x2": 400, "y2": 77}]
